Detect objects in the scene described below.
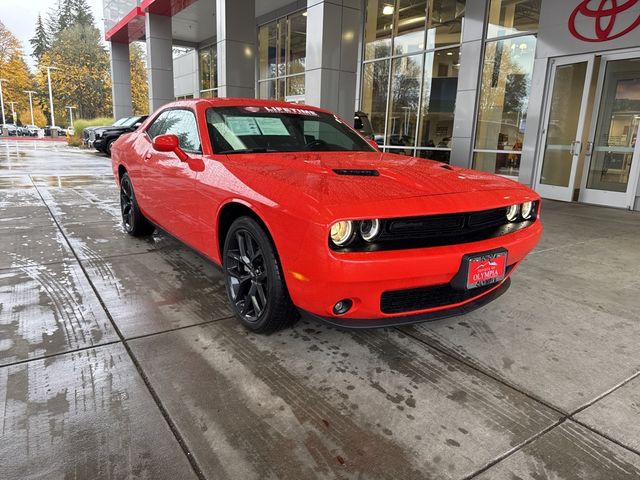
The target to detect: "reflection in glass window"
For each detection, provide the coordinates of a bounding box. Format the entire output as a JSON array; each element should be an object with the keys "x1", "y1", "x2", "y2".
[
  {"x1": 361, "y1": 0, "x2": 465, "y2": 159},
  {"x1": 417, "y1": 48, "x2": 459, "y2": 149},
  {"x1": 198, "y1": 46, "x2": 217, "y2": 97},
  {"x1": 164, "y1": 110, "x2": 201, "y2": 152},
  {"x1": 288, "y1": 12, "x2": 306, "y2": 75},
  {"x1": 258, "y1": 22, "x2": 279, "y2": 79},
  {"x1": 258, "y1": 13, "x2": 306, "y2": 101},
  {"x1": 426, "y1": 0, "x2": 465, "y2": 50},
  {"x1": 364, "y1": 0, "x2": 394, "y2": 60},
  {"x1": 361, "y1": 60, "x2": 391, "y2": 140},
  {"x1": 394, "y1": 1, "x2": 427, "y2": 56},
  {"x1": 473, "y1": 35, "x2": 536, "y2": 176},
  {"x1": 486, "y1": 0, "x2": 540, "y2": 39},
  {"x1": 387, "y1": 54, "x2": 423, "y2": 148}
]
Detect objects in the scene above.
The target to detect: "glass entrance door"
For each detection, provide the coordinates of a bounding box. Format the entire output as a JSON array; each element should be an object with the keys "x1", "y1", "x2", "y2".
[
  {"x1": 535, "y1": 56, "x2": 594, "y2": 201},
  {"x1": 579, "y1": 55, "x2": 640, "y2": 209}
]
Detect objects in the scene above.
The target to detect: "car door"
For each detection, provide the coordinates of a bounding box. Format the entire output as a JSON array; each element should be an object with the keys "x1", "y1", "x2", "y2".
[{"x1": 142, "y1": 108, "x2": 203, "y2": 242}]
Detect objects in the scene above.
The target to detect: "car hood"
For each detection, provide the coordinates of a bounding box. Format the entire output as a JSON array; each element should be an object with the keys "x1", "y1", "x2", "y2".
[{"x1": 221, "y1": 151, "x2": 530, "y2": 215}]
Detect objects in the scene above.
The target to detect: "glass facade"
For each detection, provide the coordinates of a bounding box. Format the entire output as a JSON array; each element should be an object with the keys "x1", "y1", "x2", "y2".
[
  {"x1": 472, "y1": 0, "x2": 540, "y2": 176},
  {"x1": 361, "y1": 0, "x2": 464, "y2": 161},
  {"x1": 258, "y1": 11, "x2": 307, "y2": 102},
  {"x1": 199, "y1": 45, "x2": 218, "y2": 98}
]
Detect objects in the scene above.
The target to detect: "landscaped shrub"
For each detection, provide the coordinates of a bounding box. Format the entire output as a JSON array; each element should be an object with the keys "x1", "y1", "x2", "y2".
[{"x1": 68, "y1": 117, "x2": 114, "y2": 147}]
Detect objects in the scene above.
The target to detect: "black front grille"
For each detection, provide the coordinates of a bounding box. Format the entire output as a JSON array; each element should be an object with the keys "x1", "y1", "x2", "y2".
[
  {"x1": 380, "y1": 266, "x2": 514, "y2": 314},
  {"x1": 332, "y1": 205, "x2": 537, "y2": 252}
]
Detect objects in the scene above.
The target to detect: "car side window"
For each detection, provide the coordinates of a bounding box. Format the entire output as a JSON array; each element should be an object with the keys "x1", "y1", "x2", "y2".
[
  {"x1": 147, "y1": 111, "x2": 171, "y2": 139},
  {"x1": 163, "y1": 110, "x2": 202, "y2": 153}
]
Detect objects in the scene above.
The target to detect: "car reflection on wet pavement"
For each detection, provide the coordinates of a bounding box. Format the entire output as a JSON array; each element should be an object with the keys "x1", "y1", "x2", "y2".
[{"x1": 1, "y1": 139, "x2": 640, "y2": 479}]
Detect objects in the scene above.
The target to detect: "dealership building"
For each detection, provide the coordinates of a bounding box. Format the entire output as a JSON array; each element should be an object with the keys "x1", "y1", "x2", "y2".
[{"x1": 105, "y1": 0, "x2": 640, "y2": 211}]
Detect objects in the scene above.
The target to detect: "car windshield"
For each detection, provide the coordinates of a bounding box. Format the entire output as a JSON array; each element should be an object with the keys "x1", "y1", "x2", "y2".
[
  {"x1": 121, "y1": 116, "x2": 142, "y2": 127},
  {"x1": 112, "y1": 117, "x2": 129, "y2": 126},
  {"x1": 205, "y1": 106, "x2": 376, "y2": 154}
]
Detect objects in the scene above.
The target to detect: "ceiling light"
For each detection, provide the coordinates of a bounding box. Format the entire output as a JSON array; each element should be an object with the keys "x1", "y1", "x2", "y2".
[
  {"x1": 382, "y1": 5, "x2": 394, "y2": 15},
  {"x1": 446, "y1": 51, "x2": 453, "y2": 55}
]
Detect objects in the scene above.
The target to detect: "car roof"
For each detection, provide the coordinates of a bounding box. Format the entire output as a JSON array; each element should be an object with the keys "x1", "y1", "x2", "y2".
[{"x1": 161, "y1": 97, "x2": 330, "y2": 115}]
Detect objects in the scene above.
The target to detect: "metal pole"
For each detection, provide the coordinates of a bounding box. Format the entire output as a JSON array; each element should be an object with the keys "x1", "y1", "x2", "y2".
[
  {"x1": 0, "y1": 79, "x2": 6, "y2": 125},
  {"x1": 65, "y1": 106, "x2": 75, "y2": 128},
  {"x1": 46, "y1": 67, "x2": 55, "y2": 127},
  {"x1": 24, "y1": 91, "x2": 36, "y2": 125}
]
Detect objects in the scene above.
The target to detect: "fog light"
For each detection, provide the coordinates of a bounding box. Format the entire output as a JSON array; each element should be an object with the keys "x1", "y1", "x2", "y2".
[
  {"x1": 333, "y1": 299, "x2": 353, "y2": 315},
  {"x1": 506, "y1": 204, "x2": 520, "y2": 222},
  {"x1": 521, "y1": 201, "x2": 534, "y2": 219}
]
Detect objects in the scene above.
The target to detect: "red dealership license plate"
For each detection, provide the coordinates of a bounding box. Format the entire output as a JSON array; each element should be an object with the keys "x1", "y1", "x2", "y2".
[{"x1": 466, "y1": 252, "x2": 507, "y2": 289}]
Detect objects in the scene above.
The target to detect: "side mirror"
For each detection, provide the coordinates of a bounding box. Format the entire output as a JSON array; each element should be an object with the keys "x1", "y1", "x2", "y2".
[{"x1": 152, "y1": 134, "x2": 189, "y2": 161}]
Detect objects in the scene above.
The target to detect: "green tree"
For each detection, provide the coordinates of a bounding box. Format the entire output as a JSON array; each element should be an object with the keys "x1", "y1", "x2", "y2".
[
  {"x1": 36, "y1": 24, "x2": 111, "y2": 122},
  {"x1": 0, "y1": 22, "x2": 35, "y2": 124},
  {"x1": 70, "y1": 0, "x2": 95, "y2": 28},
  {"x1": 130, "y1": 42, "x2": 148, "y2": 115},
  {"x1": 30, "y1": 14, "x2": 49, "y2": 60}
]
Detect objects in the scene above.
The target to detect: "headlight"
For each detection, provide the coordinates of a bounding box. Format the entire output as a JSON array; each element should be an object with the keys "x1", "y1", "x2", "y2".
[
  {"x1": 360, "y1": 219, "x2": 381, "y2": 242},
  {"x1": 330, "y1": 221, "x2": 355, "y2": 246},
  {"x1": 521, "y1": 201, "x2": 534, "y2": 220},
  {"x1": 506, "y1": 204, "x2": 520, "y2": 222}
]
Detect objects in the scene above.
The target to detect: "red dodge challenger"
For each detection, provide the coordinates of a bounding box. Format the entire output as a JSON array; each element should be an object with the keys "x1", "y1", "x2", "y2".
[{"x1": 112, "y1": 99, "x2": 542, "y2": 333}]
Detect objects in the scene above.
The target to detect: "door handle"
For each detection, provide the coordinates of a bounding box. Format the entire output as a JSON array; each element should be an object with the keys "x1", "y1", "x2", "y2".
[
  {"x1": 144, "y1": 153, "x2": 152, "y2": 160},
  {"x1": 570, "y1": 141, "x2": 581, "y2": 156},
  {"x1": 585, "y1": 141, "x2": 594, "y2": 156}
]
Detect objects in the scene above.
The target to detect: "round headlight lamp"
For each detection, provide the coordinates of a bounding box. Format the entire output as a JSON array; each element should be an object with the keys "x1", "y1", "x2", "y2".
[
  {"x1": 521, "y1": 201, "x2": 534, "y2": 220},
  {"x1": 506, "y1": 204, "x2": 520, "y2": 222},
  {"x1": 330, "y1": 220, "x2": 355, "y2": 246},
  {"x1": 359, "y1": 219, "x2": 381, "y2": 242}
]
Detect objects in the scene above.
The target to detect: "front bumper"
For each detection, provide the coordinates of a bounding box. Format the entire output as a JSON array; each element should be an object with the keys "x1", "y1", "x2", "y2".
[
  {"x1": 299, "y1": 278, "x2": 510, "y2": 328},
  {"x1": 285, "y1": 219, "x2": 541, "y2": 324}
]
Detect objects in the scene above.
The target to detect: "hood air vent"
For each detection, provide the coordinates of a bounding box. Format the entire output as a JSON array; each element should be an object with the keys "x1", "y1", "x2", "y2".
[{"x1": 333, "y1": 169, "x2": 380, "y2": 177}]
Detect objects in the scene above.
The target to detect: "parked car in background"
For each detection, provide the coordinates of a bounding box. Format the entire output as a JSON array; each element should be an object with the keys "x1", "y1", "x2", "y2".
[
  {"x1": 43, "y1": 125, "x2": 64, "y2": 136},
  {"x1": 1, "y1": 124, "x2": 19, "y2": 136},
  {"x1": 83, "y1": 117, "x2": 132, "y2": 147},
  {"x1": 93, "y1": 115, "x2": 147, "y2": 156},
  {"x1": 24, "y1": 125, "x2": 40, "y2": 136},
  {"x1": 111, "y1": 98, "x2": 542, "y2": 334}
]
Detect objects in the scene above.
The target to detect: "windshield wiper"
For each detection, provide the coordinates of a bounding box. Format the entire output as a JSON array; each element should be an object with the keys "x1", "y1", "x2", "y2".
[{"x1": 218, "y1": 148, "x2": 279, "y2": 154}]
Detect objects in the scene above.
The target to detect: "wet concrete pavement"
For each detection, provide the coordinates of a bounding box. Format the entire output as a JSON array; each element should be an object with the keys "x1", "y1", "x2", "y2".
[{"x1": 1, "y1": 139, "x2": 639, "y2": 479}]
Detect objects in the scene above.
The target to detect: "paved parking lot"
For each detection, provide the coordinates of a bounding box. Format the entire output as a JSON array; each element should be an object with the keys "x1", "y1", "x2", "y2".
[{"x1": 1, "y1": 139, "x2": 640, "y2": 479}]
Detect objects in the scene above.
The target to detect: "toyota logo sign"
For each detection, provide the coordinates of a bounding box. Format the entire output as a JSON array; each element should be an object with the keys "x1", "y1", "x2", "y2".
[{"x1": 569, "y1": 0, "x2": 640, "y2": 42}]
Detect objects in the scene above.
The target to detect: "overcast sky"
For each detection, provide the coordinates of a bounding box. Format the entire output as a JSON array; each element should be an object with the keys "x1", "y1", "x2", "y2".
[{"x1": 1, "y1": 0, "x2": 105, "y2": 70}]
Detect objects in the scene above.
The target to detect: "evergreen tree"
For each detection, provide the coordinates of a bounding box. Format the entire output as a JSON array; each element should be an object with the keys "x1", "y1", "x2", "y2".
[
  {"x1": 71, "y1": 0, "x2": 95, "y2": 28},
  {"x1": 30, "y1": 14, "x2": 49, "y2": 60},
  {"x1": 36, "y1": 24, "x2": 112, "y2": 120}
]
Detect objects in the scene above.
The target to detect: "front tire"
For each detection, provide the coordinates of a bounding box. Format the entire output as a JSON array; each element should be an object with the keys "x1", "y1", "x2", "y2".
[
  {"x1": 223, "y1": 217, "x2": 299, "y2": 333},
  {"x1": 106, "y1": 138, "x2": 116, "y2": 156},
  {"x1": 120, "y1": 173, "x2": 155, "y2": 237}
]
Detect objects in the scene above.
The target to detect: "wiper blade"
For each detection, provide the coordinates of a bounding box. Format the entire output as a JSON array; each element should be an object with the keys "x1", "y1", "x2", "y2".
[{"x1": 218, "y1": 148, "x2": 279, "y2": 154}]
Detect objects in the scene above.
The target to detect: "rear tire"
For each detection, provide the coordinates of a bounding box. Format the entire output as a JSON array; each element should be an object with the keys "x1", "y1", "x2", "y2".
[
  {"x1": 223, "y1": 217, "x2": 299, "y2": 334},
  {"x1": 120, "y1": 173, "x2": 155, "y2": 237}
]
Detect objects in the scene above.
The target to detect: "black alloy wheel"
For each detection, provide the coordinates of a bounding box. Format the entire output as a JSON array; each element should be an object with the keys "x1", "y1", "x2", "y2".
[
  {"x1": 223, "y1": 217, "x2": 298, "y2": 333},
  {"x1": 119, "y1": 173, "x2": 155, "y2": 237},
  {"x1": 226, "y1": 228, "x2": 268, "y2": 322}
]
